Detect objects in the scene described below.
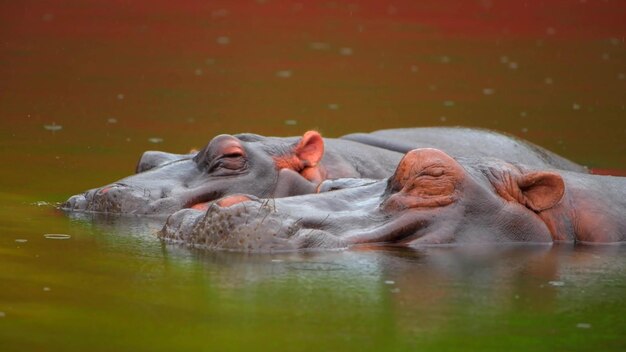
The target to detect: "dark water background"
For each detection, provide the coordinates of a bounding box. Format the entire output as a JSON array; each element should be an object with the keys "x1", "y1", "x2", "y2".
[{"x1": 1, "y1": 1, "x2": 625, "y2": 351}]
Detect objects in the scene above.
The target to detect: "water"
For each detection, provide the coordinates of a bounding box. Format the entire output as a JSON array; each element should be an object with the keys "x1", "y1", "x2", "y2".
[{"x1": 1, "y1": 1, "x2": 625, "y2": 351}]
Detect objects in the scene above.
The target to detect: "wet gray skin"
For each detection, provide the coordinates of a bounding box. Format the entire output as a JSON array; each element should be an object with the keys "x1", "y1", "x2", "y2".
[
  {"x1": 159, "y1": 148, "x2": 626, "y2": 252},
  {"x1": 61, "y1": 127, "x2": 587, "y2": 215}
]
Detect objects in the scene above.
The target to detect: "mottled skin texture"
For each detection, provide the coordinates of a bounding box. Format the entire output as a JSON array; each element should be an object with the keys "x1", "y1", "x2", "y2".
[
  {"x1": 62, "y1": 127, "x2": 586, "y2": 215},
  {"x1": 159, "y1": 149, "x2": 625, "y2": 252}
]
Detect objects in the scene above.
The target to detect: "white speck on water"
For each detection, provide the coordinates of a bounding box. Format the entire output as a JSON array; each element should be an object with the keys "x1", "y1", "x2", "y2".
[
  {"x1": 33, "y1": 201, "x2": 50, "y2": 206},
  {"x1": 546, "y1": 27, "x2": 556, "y2": 35},
  {"x1": 521, "y1": 127, "x2": 529, "y2": 133},
  {"x1": 549, "y1": 280, "x2": 565, "y2": 287},
  {"x1": 310, "y1": 42, "x2": 330, "y2": 50},
  {"x1": 520, "y1": 111, "x2": 528, "y2": 117},
  {"x1": 443, "y1": 100, "x2": 455, "y2": 107},
  {"x1": 508, "y1": 62, "x2": 518, "y2": 70},
  {"x1": 440, "y1": 116, "x2": 447, "y2": 122},
  {"x1": 500, "y1": 55, "x2": 509, "y2": 64},
  {"x1": 440, "y1": 55, "x2": 451, "y2": 63},
  {"x1": 107, "y1": 118, "x2": 117, "y2": 124},
  {"x1": 390, "y1": 288, "x2": 400, "y2": 293},
  {"x1": 117, "y1": 93, "x2": 125, "y2": 100},
  {"x1": 618, "y1": 73, "x2": 625, "y2": 80},
  {"x1": 572, "y1": 103, "x2": 581, "y2": 110},
  {"x1": 205, "y1": 58, "x2": 215, "y2": 65},
  {"x1": 194, "y1": 68, "x2": 203, "y2": 76},
  {"x1": 276, "y1": 70, "x2": 292, "y2": 78},
  {"x1": 15, "y1": 239, "x2": 28, "y2": 243},
  {"x1": 327, "y1": 103, "x2": 340, "y2": 110},
  {"x1": 43, "y1": 287, "x2": 51, "y2": 292},
  {"x1": 483, "y1": 88, "x2": 495, "y2": 95},
  {"x1": 43, "y1": 123, "x2": 62, "y2": 132},
  {"x1": 544, "y1": 77, "x2": 554, "y2": 85},
  {"x1": 384, "y1": 280, "x2": 395, "y2": 285},
  {"x1": 44, "y1": 234, "x2": 71, "y2": 240},
  {"x1": 576, "y1": 323, "x2": 592, "y2": 329},
  {"x1": 216, "y1": 36, "x2": 230, "y2": 45},
  {"x1": 148, "y1": 137, "x2": 164, "y2": 144},
  {"x1": 0, "y1": 312, "x2": 5, "y2": 318},
  {"x1": 284, "y1": 119, "x2": 297, "y2": 126},
  {"x1": 271, "y1": 259, "x2": 284, "y2": 263},
  {"x1": 602, "y1": 53, "x2": 610, "y2": 60},
  {"x1": 410, "y1": 65, "x2": 418, "y2": 73},
  {"x1": 339, "y1": 47, "x2": 353, "y2": 56}
]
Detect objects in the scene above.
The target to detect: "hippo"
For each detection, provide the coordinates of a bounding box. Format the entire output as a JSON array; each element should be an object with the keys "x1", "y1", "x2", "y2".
[
  {"x1": 159, "y1": 148, "x2": 625, "y2": 251},
  {"x1": 61, "y1": 127, "x2": 586, "y2": 215}
]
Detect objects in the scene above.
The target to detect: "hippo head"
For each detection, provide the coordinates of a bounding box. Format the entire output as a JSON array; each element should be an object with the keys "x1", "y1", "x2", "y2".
[
  {"x1": 61, "y1": 131, "x2": 325, "y2": 215},
  {"x1": 159, "y1": 148, "x2": 565, "y2": 251}
]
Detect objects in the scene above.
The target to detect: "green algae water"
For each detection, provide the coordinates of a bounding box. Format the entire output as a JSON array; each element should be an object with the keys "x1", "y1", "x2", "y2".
[{"x1": 1, "y1": 1, "x2": 625, "y2": 351}]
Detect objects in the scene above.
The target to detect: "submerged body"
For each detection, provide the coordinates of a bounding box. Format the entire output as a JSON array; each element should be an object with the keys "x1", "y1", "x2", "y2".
[
  {"x1": 61, "y1": 127, "x2": 585, "y2": 215},
  {"x1": 160, "y1": 148, "x2": 625, "y2": 252}
]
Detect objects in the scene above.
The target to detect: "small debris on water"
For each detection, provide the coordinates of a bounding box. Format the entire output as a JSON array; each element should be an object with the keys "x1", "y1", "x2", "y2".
[
  {"x1": 482, "y1": 88, "x2": 495, "y2": 95},
  {"x1": 514, "y1": 294, "x2": 520, "y2": 299},
  {"x1": 572, "y1": 103, "x2": 581, "y2": 110},
  {"x1": 384, "y1": 280, "x2": 395, "y2": 285},
  {"x1": 43, "y1": 287, "x2": 51, "y2": 292},
  {"x1": 443, "y1": 100, "x2": 455, "y2": 107},
  {"x1": 117, "y1": 93, "x2": 125, "y2": 100},
  {"x1": 410, "y1": 65, "x2": 418, "y2": 73},
  {"x1": 548, "y1": 280, "x2": 565, "y2": 287},
  {"x1": 43, "y1": 234, "x2": 71, "y2": 240},
  {"x1": 327, "y1": 103, "x2": 340, "y2": 110},
  {"x1": 0, "y1": 311, "x2": 5, "y2": 318},
  {"x1": 339, "y1": 47, "x2": 353, "y2": 56},
  {"x1": 500, "y1": 56, "x2": 509, "y2": 64},
  {"x1": 43, "y1": 123, "x2": 62, "y2": 132},
  {"x1": 440, "y1": 116, "x2": 447, "y2": 122},
  {"x1": 216, "y1": 36, "x2": 231, "y2": 45},
  {"x1": 508, "y1": 62, "x2": 519, "y2": 70},
  {"x1": 390, "y1": 288, "x2": 400, "y2": 293},
  {"x1": 276, "y1": 70, "x2": 292, "y2": 78},
  {"x1": 521, "y1": 127, "x2": 529, "y2": 133},
  {"x1": 520, "y1": 111, "x2": 528, "y2": 117},
  {"x1": 15, "y1": 239, "x2": 28, "y2": 243},
  {"x1": 284, "y1": 119, "x2": 297, "y2": 126},
  {"x1": 148, "y1": 137, "x2": 164, "y2": 144},
  {"x1": 576, "y1": 323, "x2": 592, "y2": 329},
  {"x1": 194, "y1": 68, "x2": 203, "y2": 76},
  {"x1": 32, "y1": 201, "x2": 50, "y2": 206},
  {"x1": 440, "y1": 55, "x2": 451, "y2": 63},
  {"x1": 310, "y1": 42, "x2": 330, "y2": 50},
  {"x1": 271, "y1": 259, "x2": 283, "y2": 263},
  {"x1": 107, "y1": 118, "x2": 117, "y2": 124}
]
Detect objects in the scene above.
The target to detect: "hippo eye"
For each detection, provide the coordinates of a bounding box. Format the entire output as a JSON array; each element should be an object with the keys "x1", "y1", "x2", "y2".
[{"x1": 207, "y1": 153, "x2": 247, "y2": 175}]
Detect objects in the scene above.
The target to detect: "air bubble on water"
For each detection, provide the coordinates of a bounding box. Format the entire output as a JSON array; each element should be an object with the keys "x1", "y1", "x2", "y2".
[
  {"x1": 443, "y1": 100, "x2": 455, "y2": 107},
  {"x1": 276, "y1": 70, "x2": 292, "y2": 78},
  {"x1": 576, "y1": 323, "x2": 591, "y2": 329},
  {"x1": 117, "y1": 93, "x2": 125, "y2": 100},
  {"x1": 44, "y1": 234, "x2": 71, "y2": 240},
  {"x1": 310, "y1": 42, "x2": 330, "y2": 50},
  {"x1": 148, "y1": 137, "x2": 164, "y2": 144},
  {"x1": 43, "y1": 287, "x2": 51, "y2": 291},
  {"x1": 500, "y1": 56, "x2": 509, "y2": 64},
  {"x1": 194, "y1": 68, "x2": 203, "y2": 76},
  {"x1": 509, "y1": 62, "x2": 518, "y2": 70},
  {"x1": 546, "y1": 27, "x2": 556, "y2": 35},
  {"x1": 572, "y1": 103, "x2": 581, "y2": 110},
  {"x1": 327, "y1": 103, "x2": 340, "y2": 110},
  {"x1": 339, "y1": 47, "x2": 353, "y2": 56},
  {"x1": 15, "y1": 239, "x2": 28, "y2": 243},
  {"x1": 384, "y1": 280, "x2": 395, "y2": 285},
  {"x1": 440, "y1": 56, "x2": 451, "y2": 63},
  {"x1": 284, "y1": 119, "x2": 297, "y2": 126},
  {"x1": 544, "y1": 77, "x2": 553, "y2": 84},
  {"x1": 107, "y1": 118, "x2": 117, "y2": 124},
  {"x1": 43, "y1": 123, "x2": 62, "y2": 132},
  {"x1": 482, "y1": 88, "x2": 495, "y2": 95},
  {"x1": 216, "y1": 36, "x2": 230, "y2": 45},
  {"x1": 0, "y1": 312, "x2": 5, "y2": 318},
  {"x1": 548, "y1": 280, "x2": 565, "y2": 287}
]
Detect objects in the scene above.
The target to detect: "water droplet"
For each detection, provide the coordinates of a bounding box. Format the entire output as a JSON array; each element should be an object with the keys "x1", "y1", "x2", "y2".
[
  {"x1": 44, "y1": 234, "x2": 71, "y2": 240},
  {"x1": 148, "y1": 137, "x2": 164, "y2": 144},
  {"x1": 284, "y1": 119, "x2": 297, "y2": 126},
  {"x1": 327, "y1": 103, "x2": 339, "y2": 110},
  {"x1": 384, "y1": 280, "x2": 395, "y2": 285},
  {"x1": 276, "y1": 70, "x2": 292, "y2": 78},
  {"x1": 548, "y1": 280, "x2": 565, "y2": 287},
  {"x1": 43, "y1": 287, "x2": 51, "y2": 292},
  {"x1": 107, "y1": 118, "x2": 117, "y2": 124},
  {"x1": 482, "y1": 88, "x2": 495, "y2": 95},
  {"x1": 15, "y1": 239, "x2": 28, "y2": 243},
  {"x1": 216, "y1": 36, "x2": 230, "y2": 45},
  {"x1": 43, "y1": 123, "x2": 62, "y2": 132},
  {"x1": 310, "y1": 42, "x2": 330, "y2": 50},
  {"x1": 576, "y1": 323, "x2": 591, "y2": 329},
  {"x1": 443, "y1": 100, "x2": 455, "y2": 107},
  {"x1": 339, "y1": 47, "x2": 353, "y2": 56}
]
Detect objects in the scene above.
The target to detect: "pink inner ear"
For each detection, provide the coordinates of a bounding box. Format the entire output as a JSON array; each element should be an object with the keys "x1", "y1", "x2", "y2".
[
  {"x1": 518, "y1": 172, "x2": 565, "y2": 211},
  {"x1": 295, "y1": 131, "x2": 324, "y2": 167}
]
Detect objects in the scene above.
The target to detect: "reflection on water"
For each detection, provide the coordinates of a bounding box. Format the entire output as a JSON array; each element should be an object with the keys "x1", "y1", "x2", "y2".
[{"x1": 1, "y1": 0, "x2": 625, "y2": 350}]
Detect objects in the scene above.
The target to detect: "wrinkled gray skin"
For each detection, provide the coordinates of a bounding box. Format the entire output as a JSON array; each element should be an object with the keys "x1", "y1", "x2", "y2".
[
  {"x1": 62, "y1": 127, "x2": 586, "y2": 215},
  {"x1": 159, "y1": 149, "x2": 625, "y2": 252}
]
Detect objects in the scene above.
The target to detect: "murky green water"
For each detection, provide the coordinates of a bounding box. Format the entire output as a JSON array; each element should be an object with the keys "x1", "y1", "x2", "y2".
[{"x1": 1, "y1": 1, "x2": 625, "y2": 351}]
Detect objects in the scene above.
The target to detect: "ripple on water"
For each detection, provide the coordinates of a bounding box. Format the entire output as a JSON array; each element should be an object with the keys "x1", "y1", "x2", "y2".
[{"x1": 44, "y1": 234, "x2": 71, "y2": 240}]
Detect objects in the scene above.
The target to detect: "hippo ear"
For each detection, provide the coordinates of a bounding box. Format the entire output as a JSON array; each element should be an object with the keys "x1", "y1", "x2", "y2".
[
  {"x1": 516, "y1": 172, "x2": 565, "y2": 212},
  {"x1": 294, "y1": 131, "x2": 324, "y2": 167}
]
